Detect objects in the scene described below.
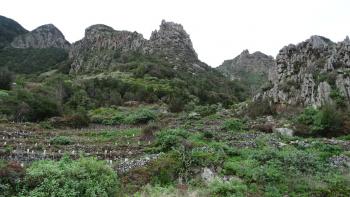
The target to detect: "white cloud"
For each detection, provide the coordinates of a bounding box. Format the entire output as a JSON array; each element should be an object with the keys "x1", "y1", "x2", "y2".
[{"x1": 1, "y1": 0, "x2": 349, "y2": 66}]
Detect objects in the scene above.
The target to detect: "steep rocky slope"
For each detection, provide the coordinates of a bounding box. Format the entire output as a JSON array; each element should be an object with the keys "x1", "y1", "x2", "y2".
[
  {"x1": 69, "y1": 20, "x2": 208, "y2": 73},
  {"x1": 256, "y1": 35, "x2": 350, "y2": 107},
  {"x1": 0, "y1": 15, "x2": 28, "y2": 48},
  {"x1": 217, "y1": 50, "x2": 275, "y2": 94},
  {"x1": 11, "y1": 24, "x2": 70, "y2": 49}
]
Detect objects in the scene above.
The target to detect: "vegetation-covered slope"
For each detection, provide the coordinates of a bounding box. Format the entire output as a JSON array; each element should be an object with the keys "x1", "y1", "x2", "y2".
[{"x1": 0, "y1": 15, "x2": 28, "y2": 48}]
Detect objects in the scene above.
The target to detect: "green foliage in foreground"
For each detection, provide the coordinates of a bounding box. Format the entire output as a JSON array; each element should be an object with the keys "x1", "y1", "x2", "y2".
[{"x1": 20, "y1": 157, "x2": 119, "y2": 197}]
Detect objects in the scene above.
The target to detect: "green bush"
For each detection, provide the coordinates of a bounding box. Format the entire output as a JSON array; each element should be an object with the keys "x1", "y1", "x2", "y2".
[
  {"x1": 155, "y1": 129, "x2": 190, "y2": 152},
  {"x1": 88, "y1": 107, "x2": 120, "y2": 124},
  {"x1": 88, "y1": 107, "x2": 156, "y2": 125},
  {"x1": 167, "y1": 94, "x2": 187, "y2": 113},
  {"x1": 223, "y1": 118, "x2": 247, "y2": 132},
  {"x1": 330, "y1": 89, "x2": 346, "y2": 108},
  {"x1": 148, "y1": 153, "x2": 182, "y2": 185},
  {"x1": 0, "y1": 67, "x2": 13, "y2": 90},
  {"x1": 124, "y1": 108, "x2": 156, "y2": 125},
  {"x1": 208, "y1": 179, "x2": 247, "y2": 197},
  {"x1": 50, "y1": 112, "x2": 89, "y2": 129},
  {"x1": 192, "y1": 105, "x2": 218, "y2": 117},
  {"x1": 295, "y1": 105, "x2": 343, "y2": 136},
  {"x1": 49, "y1": 136, "x2": 72, "y2": 145},
  {"x1": 0, "y1": 89, "x2": 59, "y2": 122},
  {"x1": 62, "y1": 113, "x2": 90, "y2": 128},
  {"x1": 21, "y1": 157, "x2": 119, "y2": 197},
  {"x1": 0, "y1": 161, "x2": 25, "y2": 196}
]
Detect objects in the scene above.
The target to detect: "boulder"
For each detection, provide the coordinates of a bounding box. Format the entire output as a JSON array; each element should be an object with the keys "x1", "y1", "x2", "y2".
[{"x1": 273, "y1": 127, "x2": 294, "y2": 136}]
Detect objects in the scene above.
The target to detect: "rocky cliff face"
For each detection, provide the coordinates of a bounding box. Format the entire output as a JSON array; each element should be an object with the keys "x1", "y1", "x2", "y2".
[
  {"x1": 256, "y1": 35, "x2": 350, "y2": 107},
  {"x1": 69, "y1": 20, "x2": 208, "y2": 73},
  {"x1": 217, "y1": 50, "x2": 275, "y2": 94},
  {"x1": 0, "y1": 15, "x2": 28, "y2": 48},
  {"x1": 145, "y1": 20, "x2": 199, "y2": 65},
  {"x1": 11, "y1": 24, "x2": 70, "y2": 49},
  {"x1": 69, "y1": 24, "x2": 146, "y2": 73}
]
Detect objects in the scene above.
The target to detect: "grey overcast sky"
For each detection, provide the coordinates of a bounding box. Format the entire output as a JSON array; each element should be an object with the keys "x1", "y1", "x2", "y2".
[{"x1": 1, "y1": 0, "x2": 350, "y2": 67}]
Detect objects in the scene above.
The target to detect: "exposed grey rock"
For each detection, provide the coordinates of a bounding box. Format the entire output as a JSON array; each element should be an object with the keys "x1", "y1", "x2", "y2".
[
  {"x1": 69, "y1": 24, "x2": 146, "y2": 73},
  {"x1": 257, "y1": 35, "x2": 350, "y2": 107},
  {"x1": 201, "y1": 167, "x2": 215, "y2": 183},
  {"x1": 145, "y1": 20, "x2": 199, "y2": 65},
  {"x1": 273, "y1": 128, "x2": 294, "y2": 136},
  {"x1": 117, "y1": 154, "x2": 161, "y2": 173},
  {"x1": 217, "y1": 50, "x2": 275, "y2": 94},
  {"x1": 69, "y1": 20, "x2": 209, "y2": 73},
  {"x1": 329, "y1": 155, "x2": 350, "y2": 168},
  {"x1": 11, "y1": 24, "x2": 70, "y2": 49}
]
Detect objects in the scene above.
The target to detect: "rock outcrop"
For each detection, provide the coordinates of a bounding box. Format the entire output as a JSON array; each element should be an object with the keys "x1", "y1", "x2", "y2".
[
  {"x1": 69, "y1": 20, "x2": 208, "y2": 73},
  {"x1": 0, "y1": 15, "x2": 28, "y2": 48},
  {"x1": 11, "y1": 24, "x2": 70, "y2": 49},
  {"x1": 256, "y1": 35, "x2": 350, "y2": 107},
  {"x1": 145, "y1": 20, "x2": 199, "y2": 65},
  {"x1": 217, "y1": 50, "x2": 275, "y2": 94}
]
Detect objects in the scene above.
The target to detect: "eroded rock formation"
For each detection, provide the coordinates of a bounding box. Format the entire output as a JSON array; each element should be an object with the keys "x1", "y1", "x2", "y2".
[{"x1": 257, "y1": 35, "x2": 350, "y2": 107}]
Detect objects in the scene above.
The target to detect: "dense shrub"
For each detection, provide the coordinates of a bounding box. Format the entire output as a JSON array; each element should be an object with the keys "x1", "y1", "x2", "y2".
[
  {"x1": 147, "y1": 154, "x2": 182, "y2": 185},
  {"x1": 124, "y1": 108, "x2": 156, "y2": 125},
  {"x1": 0, "y1": 67, "x2": 13, "y2": 90},
  {"x1": 49, "y1": 112, "x2": 89, "y2": 129},
  {"x1": 21, "y1": 157, "x2": 119, "y2": 196},
  {"x1": 167, "y1": 94, "x2": 187, "y2": 113},
  {"x1": 88, "y1": 107, "x2": 156, "y2": 125},
  {"x1": 223, "y1": 118, "x2": 247, "y2": 132},
  {"x1": 0, "y1": 48, "x2": 68, "y2": 74},
  {"x1": 295, "y1": 105, "x2": 343, "y2": 136},
  {"x1": 0, "y1": 89, "x2": 59, "y2": 122},
  {"x1": 88, "y1": 107, "x2": 120, "y2": 124},
  {"x1": 330, "y1": 89, "x2": 347, "y2": 108},
  {"x1": 154, "y1": 129, "x2": 190, "y2": 152},
  {"x1": 208, "y1": 179, "x2": 247, "y2": 197},
  {"x1": 140, "y1": 122, "x2": 161, "y2": 141},
  {"x1": 49, "y1": 136, "x2": 72, "y2": 145},
  {"x1": 0, "y1": 161, "x2": 25, "y2": 196},
  {"x1": 192, "y1": 105, "x2": 218, "y2": 117}
]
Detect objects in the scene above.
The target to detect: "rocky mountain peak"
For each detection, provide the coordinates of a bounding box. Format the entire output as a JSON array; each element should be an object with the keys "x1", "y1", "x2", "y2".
[
  {"x1": 146, "y1": 20, "x2": 198, "y2": 64},
  {"x1": 150, "y1": 20, "x2": 188, "y2": 39},
  {"x1": 85, "y1": 24, "x2": 115, "y2": 38},
  {"x1": 239, "y1": 49, "x2": 250, "y2": 56},
  {"x1": 216, "y1": 50, "x2": 275, "y2": 94},
  {"x1": 308, "y1": 35, "x2": 333, "y2": 49},
  {"x1": 11, "y1": 24, "x2": 70, "y2": 49}
]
